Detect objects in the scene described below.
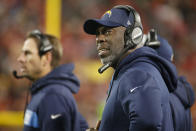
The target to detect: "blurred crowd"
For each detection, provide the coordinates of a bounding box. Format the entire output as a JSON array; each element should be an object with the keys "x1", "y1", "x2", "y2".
[{"x1": 0, "y1": 0, "x2": 195, "y2": 130}]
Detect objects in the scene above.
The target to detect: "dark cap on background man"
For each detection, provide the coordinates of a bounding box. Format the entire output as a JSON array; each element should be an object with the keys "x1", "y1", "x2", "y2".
[
  {"x1": 156, "y1": 36, "x2": 174, "y2": 61},
  {"x1": 83, "y1": 7, "x2": 135, "y2": 35}
]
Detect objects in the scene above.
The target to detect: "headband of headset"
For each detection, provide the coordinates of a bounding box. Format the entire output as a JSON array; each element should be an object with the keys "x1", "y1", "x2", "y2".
[{"x1": 113, "y1": 5, "x2": 142, "y2": 27}]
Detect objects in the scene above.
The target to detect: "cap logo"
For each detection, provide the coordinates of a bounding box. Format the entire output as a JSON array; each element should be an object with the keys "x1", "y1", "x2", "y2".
[
  {"x1": 103, "y1": 10, "x2": 112, "y2": 18},
  {"x1": 127, "y1": 20, "x2": 131, "y2": 26}
]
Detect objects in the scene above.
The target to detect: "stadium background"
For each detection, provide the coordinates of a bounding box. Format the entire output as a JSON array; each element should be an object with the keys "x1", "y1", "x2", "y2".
[{"x1": 0, "y1": 0, "x2": 195, "y2": 130}]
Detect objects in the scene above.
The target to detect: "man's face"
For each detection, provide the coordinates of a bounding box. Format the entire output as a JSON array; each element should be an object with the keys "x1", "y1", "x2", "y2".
[
  {"x1": 96, "y1": 26, "x2": 126, "y2": 65},
  {"x1": 17, "y1": 38, "x2": 43, "y2": 81}
]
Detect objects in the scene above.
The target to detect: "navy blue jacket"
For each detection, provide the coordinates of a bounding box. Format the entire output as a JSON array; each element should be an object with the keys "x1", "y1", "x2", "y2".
[
  {"x1": 23, "y1": 64, "x2": 88, "y2": 131},
  {"x1": 99, "y1": 47, "x2": 178, "y2": 131},
  {"x1": 170, "y1": 76, "x2": 195, "y2": 131},
  {"x1": 157, "y1": 36, "x2": 195, "y2": 131}
]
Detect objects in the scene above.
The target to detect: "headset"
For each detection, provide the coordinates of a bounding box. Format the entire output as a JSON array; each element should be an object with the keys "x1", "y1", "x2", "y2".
[
  {"x1": 13, "y1": 30, "x2": 53, "y2": 79},
  {"x1": 113, "y1": 5, "x2": 143, "y2": 49},
  {"x1": 29, "y1": 30, "x2": 53, "y2": 56},
  {"x1": 98, "y1": 5, "x2": 144, "y2": 73}
]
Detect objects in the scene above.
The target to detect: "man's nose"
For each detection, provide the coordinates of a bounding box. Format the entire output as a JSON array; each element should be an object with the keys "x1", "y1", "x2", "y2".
[
  {"x1": 96, "y1": 34, "x2": 106, "y2": 44},
  {"x1": 17, "y1": 54, "x2": 25, "y2": 63}
]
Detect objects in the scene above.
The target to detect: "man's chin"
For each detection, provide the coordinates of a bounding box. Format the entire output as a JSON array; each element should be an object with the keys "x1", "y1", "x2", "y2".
[{"x1": 20, "y1": 72, "x2": 32, "y2": 80}]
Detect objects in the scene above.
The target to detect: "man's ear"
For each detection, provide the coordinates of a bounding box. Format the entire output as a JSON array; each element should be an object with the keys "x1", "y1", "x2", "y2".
[{"x1": 41, "y1": 52, "x2": 52, "y2": 67}]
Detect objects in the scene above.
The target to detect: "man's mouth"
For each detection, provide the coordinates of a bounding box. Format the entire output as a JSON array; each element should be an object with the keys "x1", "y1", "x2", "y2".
[
  {"x1": 98, "y1": 48, "x2": 110, "y2": 57},
  {"x1": 20, "y1": 66, "x2": 26, "y2": 73}
]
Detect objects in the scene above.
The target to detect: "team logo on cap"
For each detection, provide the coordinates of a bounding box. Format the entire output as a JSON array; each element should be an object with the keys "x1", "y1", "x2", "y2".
[{"x1": 103, "y1": 10, "x2": 112, "y2": 17}]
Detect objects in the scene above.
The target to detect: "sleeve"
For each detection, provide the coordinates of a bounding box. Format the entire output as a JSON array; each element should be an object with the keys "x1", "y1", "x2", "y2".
[
  {"x1": 118, "y1": 70, "x2": 163, "y2": 131},
  {"x1": 38, "y1": 93, "x2": 73, "y2": 131}
]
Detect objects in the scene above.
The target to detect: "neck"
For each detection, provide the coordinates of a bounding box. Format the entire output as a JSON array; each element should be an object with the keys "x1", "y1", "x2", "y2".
[
  {"x1": 33, "y1": 66, "x2": 52, "y2": 82},
  {"x1": 113, "y1": 42, "x2": 144, "y2": 69}
]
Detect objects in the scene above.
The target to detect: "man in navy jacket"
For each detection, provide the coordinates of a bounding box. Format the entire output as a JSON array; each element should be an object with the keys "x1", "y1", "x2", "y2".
[
  {"x1": 155, "y1": 36, "x2": 195, "y2": 131},
  {"x1": 84, "y1": 5, "x2": 179, "y2": 131},
  {"x1": 17, "y1": 30, "x2": 88, "y2": 131}
]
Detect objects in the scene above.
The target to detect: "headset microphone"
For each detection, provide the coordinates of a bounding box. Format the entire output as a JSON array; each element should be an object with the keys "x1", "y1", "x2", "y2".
[
  {"x1": 98, "y1": 62, "x2": 112, "y2": 74},
  {"x1": 12, "y1": 70, "x2": 25, "y2": 79}
]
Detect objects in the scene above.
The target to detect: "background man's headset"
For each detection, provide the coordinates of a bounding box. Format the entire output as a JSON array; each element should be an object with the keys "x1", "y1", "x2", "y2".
[
  {"x1": 98, "y1": 5, "x2": 144, "y2": 73},
  {"x1": 13, "y1": 30, "x2": 53, "y2": 79},
  {"x1": 30, "y1": 30, "x2": 53, "y2": 56}
]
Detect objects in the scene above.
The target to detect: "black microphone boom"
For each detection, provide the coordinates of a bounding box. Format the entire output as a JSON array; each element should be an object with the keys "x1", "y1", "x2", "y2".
[
  {"x1": 13, "y1": 70, "x2": 25, "y2": 79},
  {"x1": 98, "y1": 62, "x2": 112, "y2": 74}
]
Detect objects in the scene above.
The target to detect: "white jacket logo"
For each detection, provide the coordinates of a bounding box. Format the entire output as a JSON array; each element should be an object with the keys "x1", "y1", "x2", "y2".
[
  {"x1": 130, "y1": 86, "x2": 141, "y2": 93},
  {"x1": 51, "y1": 114, "x2": 61, "y2": 119}
]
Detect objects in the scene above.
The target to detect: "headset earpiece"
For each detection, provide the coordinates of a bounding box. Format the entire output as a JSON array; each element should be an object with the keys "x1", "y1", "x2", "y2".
[
  {"x1": 39, "y1": 36, "x2": 53, "y2": 56},
  {"x1": 113, "y1": 5, "x2": 143, "y2": 49},
  {"x1": 29, "y1": 30, "x2": 53, "y2": 56}
]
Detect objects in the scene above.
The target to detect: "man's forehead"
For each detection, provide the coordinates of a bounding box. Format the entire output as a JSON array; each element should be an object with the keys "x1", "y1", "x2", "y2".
[
  {"x1": 22, "y1": 38, "x2": 38, "y2": 52},
  {"x1": 96, "y1": 26, "x2": 115, "y2": 33}
]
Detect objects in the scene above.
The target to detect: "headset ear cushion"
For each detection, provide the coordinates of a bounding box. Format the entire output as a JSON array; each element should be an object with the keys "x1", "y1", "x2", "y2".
[
  {"x1": 131, "y1": 27, "x2": 143, "y2": 45},
  {"x1": 39, "y1": 38, "x2": 53, "y2": 56},
  {"x1": 124, "y1": 25, "x2": 135, "y2": 48},
  {"x1": 124, "y1": 25, "x2": 143, "y2": 49}
]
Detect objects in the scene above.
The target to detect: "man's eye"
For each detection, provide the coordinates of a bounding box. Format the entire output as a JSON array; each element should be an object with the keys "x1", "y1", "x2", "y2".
[
  {"x1": 95, "y1": 30, "x2": 100, "y2": 36},
  {"x1": 104, "y1": 30, "x2": 112, "y2": 35}
]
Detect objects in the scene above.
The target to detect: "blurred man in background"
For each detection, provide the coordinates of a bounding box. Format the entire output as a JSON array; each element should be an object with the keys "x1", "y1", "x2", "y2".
[
  {"x1": 154, "y1": 35, "x2": 195, "y2": 131},
  {"x1": 144, "y1": 29, "x2": 195, "y2": 130},
  {"x1": 16, "y1": 30, "x2": 88, "y2": 131},
  {"x1": 83, "y1": 5, "x2": 180, "y2": 131}
]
